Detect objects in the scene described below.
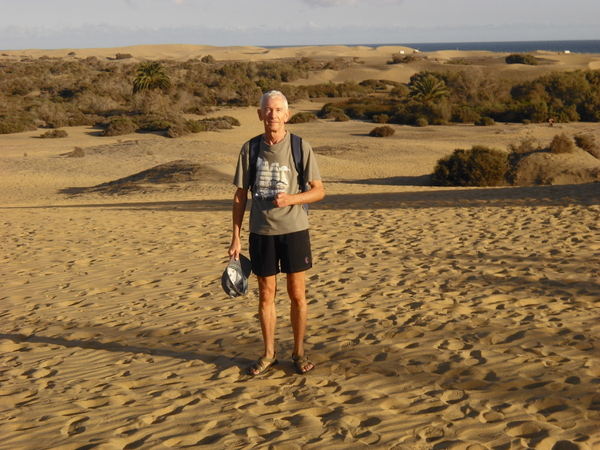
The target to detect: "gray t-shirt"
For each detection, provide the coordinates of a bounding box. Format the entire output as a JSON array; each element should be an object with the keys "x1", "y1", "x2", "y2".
[{"x1": 233, "y1": 132, "x2": 321, "y2": 236}]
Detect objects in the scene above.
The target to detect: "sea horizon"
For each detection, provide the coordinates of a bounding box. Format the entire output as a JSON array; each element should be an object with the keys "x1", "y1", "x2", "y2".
[{"x1": 267, "y1": 39, "x2": 600, "y2": 54}]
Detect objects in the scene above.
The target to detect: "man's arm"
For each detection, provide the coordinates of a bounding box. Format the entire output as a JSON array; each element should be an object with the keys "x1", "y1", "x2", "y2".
[
  {"x1": 229, "y1": 187, "x2": 248, "y2": 260},
  {"x1": 272, "y1": 180, "x2": 325, "y2": 208}
]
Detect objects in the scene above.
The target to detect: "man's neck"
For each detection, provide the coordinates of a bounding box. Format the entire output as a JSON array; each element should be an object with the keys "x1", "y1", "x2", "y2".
[{"x1": 263, "y1": 130, "x2": 287, "y2": 145}]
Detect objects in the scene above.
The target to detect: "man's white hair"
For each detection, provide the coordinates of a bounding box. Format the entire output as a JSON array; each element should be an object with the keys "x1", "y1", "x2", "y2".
[{"x1": 260, "y1": 90, "x2": 289, "y2": 110}]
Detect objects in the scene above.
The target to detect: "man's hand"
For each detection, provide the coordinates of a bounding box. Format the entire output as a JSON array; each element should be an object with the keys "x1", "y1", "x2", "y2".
[{"x1": 273, "y1": 192, "x2": 292, "y2": 208}]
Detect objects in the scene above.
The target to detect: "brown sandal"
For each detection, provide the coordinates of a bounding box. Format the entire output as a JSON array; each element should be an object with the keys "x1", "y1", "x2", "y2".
[
  {"x1": 292, "y1": 354, "x2": 315, "y2": 374},
  {"x1": 247, "y1": 354, "x2": 278, "y2": 376}
]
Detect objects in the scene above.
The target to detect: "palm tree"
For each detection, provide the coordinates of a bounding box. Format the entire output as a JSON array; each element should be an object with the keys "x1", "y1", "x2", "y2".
[
  {"x1": 133, "y1": 62, "x2": 171, "y2": 94},
  {"x1": 409, "y1": 74, "x2": 449, "y2": 103}
]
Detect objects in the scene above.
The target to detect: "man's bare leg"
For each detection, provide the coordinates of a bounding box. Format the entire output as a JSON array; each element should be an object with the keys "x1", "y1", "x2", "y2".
[
  {"x1": 287, "y1": 271, "x2": 314, "y2": 373},
  {"x1": 249, "y1": 275, "x2": 277, "y2": 375}
]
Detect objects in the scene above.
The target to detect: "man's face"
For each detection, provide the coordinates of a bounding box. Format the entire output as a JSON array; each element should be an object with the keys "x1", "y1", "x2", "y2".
[{"x1": 258, "y1": 96, "x2": 290, "y2": 133}]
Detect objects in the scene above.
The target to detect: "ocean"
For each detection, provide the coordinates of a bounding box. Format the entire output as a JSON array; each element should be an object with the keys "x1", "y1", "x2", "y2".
[{"x1": 364, "y1": 39, "x2": 600, "y2": 54}]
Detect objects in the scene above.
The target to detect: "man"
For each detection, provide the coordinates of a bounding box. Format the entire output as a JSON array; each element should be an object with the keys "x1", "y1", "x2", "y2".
[{"x1": 229, "y1": 90, "x2": 325, "y2": 376}]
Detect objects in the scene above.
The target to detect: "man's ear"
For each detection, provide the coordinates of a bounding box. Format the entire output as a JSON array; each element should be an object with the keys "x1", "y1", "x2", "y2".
[
  {"x1": 257, "y1": 108, "x2": 263, "y2": 121},
  {"x1": 284, "y1": 109, "x2": 291, "y2": 123}
]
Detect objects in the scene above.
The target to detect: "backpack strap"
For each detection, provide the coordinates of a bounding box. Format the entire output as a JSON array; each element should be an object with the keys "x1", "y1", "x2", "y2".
[
  {"x1": 247, "y1": 134, "x2": 262, "y2": 192},
  {"x1": 290, "y1": 133, "x2": 309, "y2": 214},
  {"x1": 290, "y1": 133, "x2": 306, "y2": 193}
]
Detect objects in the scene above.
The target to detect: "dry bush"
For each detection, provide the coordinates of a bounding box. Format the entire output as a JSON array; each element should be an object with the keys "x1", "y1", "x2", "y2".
[
  {"x1": 68, "y1": 147, "x2": 85, "y2": 157},
  {"x1": 30, "y1": 103, "x2": 69, "y2": 127},
  {"x1": 75, "y1": 92, "x2": 121, "y2": 114},
  {"x1": 40, "y1": 129, "x2": 68, "y2": 138},
  {"x1": 574, "y1": 133, "x2": 600, "y2": 159},
  {"x1": 550, "y1": 133, "x2": 576, "y2": 154},
  {"x1": 372, "y1": 114, "x2": 390, "y2": 124},
  {"x1": 0, "y1": 119, "x2": 37, "y2": 134},
  {"x1": 288, "y1": 112, "x2": 318, "y2": 124},
  {"x1": 474, "y1": 117, "x2": 495, "y2": 126},
  {"x1": 415, "y1": 117, "x2": 428, "y2": 127},
  {"x1": 388, "y1": 54, "x2": 419, "y2": 64},
  {"x1": 508, "y1": 137, "x2": 544, "y2": 155},
  {"x1": 369, "y1": 125, "x2": 395, "y2": 137},
  {"x1": 102, "y1": 116, "x2": 138, "y2": 137},
  {"x1": 131, "y1": 90, "x2": 175, "y2": 116},
  {"x1": 166, "y1": 123, "x2": 191, "y2": 138}
]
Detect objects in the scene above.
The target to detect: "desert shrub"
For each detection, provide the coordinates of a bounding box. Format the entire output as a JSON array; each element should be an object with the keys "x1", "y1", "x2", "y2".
[
  {"x1": 549, "y1": 133, "x2": 576, "y2": 154},
  {"x1": 388, "y1": 54, "x2": 419, "y2": 64},
  {"x1": 372, "y1": 114, "x2": 390, "y2": 124},
  {"x1": 432, "y1": 146, "x2": 508, "y2": 186},
  {"x1": 390, "y1": 85, "x2": 410, "y2": 98},
  {"x1": 187, "y1": 119, "x2": 209, "y2": 133},
  {"x1": 166, "y1": 123, "x2": 191, "y2": 138},
  {"x1": 40, "y1": 129, "x2": 68, "y2": 138},
  {"x1": 217, "y1": 115, "x2": 241, "y2": 127},
  {"x1": 415, "y1": 117, "x2": 428, "y2": 127},
  {"x1": 68, "y1": 147, "x2": 85, "y2": 157},
  {"x1": 115, "y1": 53, "x2": 133, "y2": 60},
  {"x1": 474, "y1": 117, "x2": 495, "y2": 126},
  {"x1": 506, "y1": 54, "x2": 538, "y2": 65},
  {"x1": 141, "y1": 119, "x2": 173, "y2": 132},
  {"x1": 288, "y1": 112, "x2": 318, "y2": 124},
  {"x1": 452, "y1": 106, "x2": 481, "y2": 124},
  {"x1": 574, "y1": 133, "x2": 600, "y2": 159},
  {"x1": 0, "y1": 120, "x2": 37, "y2": 134},
  {"x1": 319, "y1": 105, "x2": 350, "y2": 122},
  {"x1": 201, "y1": 55, "x2": 216, "y2": 64},
  {"x1": 369, "y1": 125, "x2": 395, "y2": 137},
  {"x1": 102, "y1": 116, "x2": 138, "y2": 136},
  {"x1": 508, "y1": 137, "x2": 544, "y2": 155}
]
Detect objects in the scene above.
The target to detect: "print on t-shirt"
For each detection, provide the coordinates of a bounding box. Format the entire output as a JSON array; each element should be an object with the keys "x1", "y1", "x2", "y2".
[{"x1": 254, "y1": 156, "x2": 291, "y2": 201}]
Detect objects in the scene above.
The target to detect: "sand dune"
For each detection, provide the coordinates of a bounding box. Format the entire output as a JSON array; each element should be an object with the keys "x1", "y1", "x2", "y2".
[{"x1": 1, "y1": 45, "x2": 600, "y2": 450}]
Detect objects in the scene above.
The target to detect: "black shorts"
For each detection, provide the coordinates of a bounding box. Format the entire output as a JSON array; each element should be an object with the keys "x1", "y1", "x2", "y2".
[{"x1": 249, "y1": 230, "x2": 312, "y2": 277}]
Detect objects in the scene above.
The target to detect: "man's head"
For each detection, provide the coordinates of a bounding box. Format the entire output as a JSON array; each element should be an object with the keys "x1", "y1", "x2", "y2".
[{"x1": 258, "y1": 90, "x2": 290, "y2": 135}]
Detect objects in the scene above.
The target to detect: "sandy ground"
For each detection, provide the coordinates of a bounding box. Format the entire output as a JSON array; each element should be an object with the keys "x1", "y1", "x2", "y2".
[{"x1": 1, "y1": 45, "x2": 600, "y2": 450}]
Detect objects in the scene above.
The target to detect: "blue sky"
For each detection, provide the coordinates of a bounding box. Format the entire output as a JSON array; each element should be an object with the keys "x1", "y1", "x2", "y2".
[{"x1": 1, "y1": 0, "x2": 599, "y2": 50}]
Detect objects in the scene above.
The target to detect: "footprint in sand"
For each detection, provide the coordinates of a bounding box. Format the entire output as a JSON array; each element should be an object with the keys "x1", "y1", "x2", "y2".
[{"x1": 60, "y1": 416, "x2": 89, "y2": 436}]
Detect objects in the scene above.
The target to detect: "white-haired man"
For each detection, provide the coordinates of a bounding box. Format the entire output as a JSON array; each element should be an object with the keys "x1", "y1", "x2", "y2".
[{"x1": 229, "y1": 90, "x2": 325, "y2": 376}]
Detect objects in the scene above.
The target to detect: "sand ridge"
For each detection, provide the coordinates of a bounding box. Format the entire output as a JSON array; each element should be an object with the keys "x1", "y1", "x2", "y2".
[{"x1": 1, "y1": 45, "x2": 600, "y2": 449}]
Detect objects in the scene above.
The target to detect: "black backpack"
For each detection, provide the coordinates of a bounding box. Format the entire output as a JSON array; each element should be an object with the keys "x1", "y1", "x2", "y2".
[{"x1": 247, "y1": 133, "x2": 308, "y2": 212}]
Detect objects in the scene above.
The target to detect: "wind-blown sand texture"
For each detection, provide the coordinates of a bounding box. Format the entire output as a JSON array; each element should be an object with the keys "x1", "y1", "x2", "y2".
[{"x1": 1, "y1": 45, "x2": 600, "y2": 449}]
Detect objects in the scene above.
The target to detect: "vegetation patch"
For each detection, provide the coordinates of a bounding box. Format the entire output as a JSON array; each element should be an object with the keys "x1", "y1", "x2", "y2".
[
  {"x1": 40, "y1": 129, "x2": 68, "y2": 138},
  {"x1": 506, "y1": 53, "x2": 539, "y2": 65},
  {"x1": 432, "y1": 146, "x2": 508, "y2": 186},
  {"x1": 369, "y1": 125, "x2": 395, "y2": 137}
]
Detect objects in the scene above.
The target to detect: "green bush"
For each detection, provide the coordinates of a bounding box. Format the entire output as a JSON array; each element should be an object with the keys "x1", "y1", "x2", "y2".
[
  {"x1": 369, "y1": 125, "x2": 395, "y2": 137},
  {"x1": 432, "y1": 146, "x2": 509, "y2": 186},
  {"x1": 550, "y1": 133, "x2": 576, "y2": 154},
  {"x1": 40, "y1": 129, "x2": 68, "y2": 138},
  {"x1": 415, "y1": 117, "x2": 428, "y2": 127},
  {"x1": 288, "y1": 112, "x2": 318, "y2": 124},
  {"x1": 506, "y1": 54, "x2": 538, "y2": 65},
  {"x1": 101, "y1": 116, "x2": 138, "y2": 137}
]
